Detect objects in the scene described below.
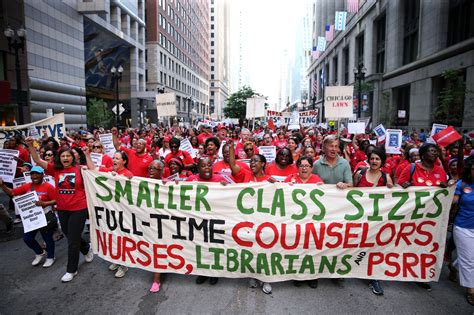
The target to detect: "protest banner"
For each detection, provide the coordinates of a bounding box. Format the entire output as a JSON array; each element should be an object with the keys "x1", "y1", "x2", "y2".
[
  {"x1": 324, "y1": 86, "x2": 354, "y2": 119},
  {"x1": 83, "y1": 170, "x2": 454, "y2": 283},
  {"x1": 13, "y1": 176, "x2": 27, "y2": 188},
  {"x1": 288, "y1": 112, "x2": 300, "y2": 130},
  {"x1": 385, "y1": 129, "x2": 402, "y2": 154},
  {"x1": 0, "y1": 149, "x2": 19, "y2": 183},
  {"x1": 99, "y1": 133, "x2": 115, "y2": 158},
  {"x1": 156, "y1": 92, "x2": 178, "y2": 117},
  {"x1": 430, "y1": 124, "x2": 447, "y2": 138},
  {"x1": 13, "y1": 191, "x2": 47, "y2": 233},
  {"x1": 432, "y1": 126, "x2": 462, "y2": 147},
  {"x1": 90, "y1": 153, "x2": 103, "y2": 168},
  {"x1": 259, "y1": 146, "x2": 276, "y2": 163},
  {"x1": 246, "y1": 97, "x2": 266, "y2": 119},
  {"x1": 348, "y1": 122, "x2": 365, "y2": 134},
  {"x1": 373, "y1": 124, "x2": 386, "y2": 141},
  {"x1": 265, "y1": 110, "x2": 318, "y2": 127},
  {"x1": 0, "y1": 113, "x2": 65, "y2": 148},
  {"x1": 180, "y1": 138, "x2": 197, "y2": 159}
]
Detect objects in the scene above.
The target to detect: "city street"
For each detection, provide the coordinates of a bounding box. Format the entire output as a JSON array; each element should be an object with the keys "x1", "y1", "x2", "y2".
[{"x1": 0, "y1": 216, "x2": 472, "y2": 314}]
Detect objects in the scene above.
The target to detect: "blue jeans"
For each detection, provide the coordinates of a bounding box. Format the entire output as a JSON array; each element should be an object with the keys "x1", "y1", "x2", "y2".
[{"x1": 23, "y1": 228, "x2": 55, "y2": 259}]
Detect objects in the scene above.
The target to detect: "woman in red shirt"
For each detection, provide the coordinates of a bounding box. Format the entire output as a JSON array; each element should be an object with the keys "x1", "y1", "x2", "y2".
[
  {"x1": 97, "y1": 151, "x2": 134, "y2": 178},
  {"x1": 284, "y1": 157, "x2": 324, "y2": 184},
  {"x1": 91, "y1": 141, "x2": 113, "y2": 169},
  {"x1": 26, "y1": 137, "x2": 95, "y2": 283},
  {"x1": 265, "y1": 148, "x2": 297, "y2": 182},
  {"x1": 0, "y1": 166, "x2": 57, "y2": 268}
]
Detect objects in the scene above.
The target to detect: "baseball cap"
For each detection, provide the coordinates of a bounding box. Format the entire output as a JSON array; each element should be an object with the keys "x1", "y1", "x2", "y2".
[{"x1": 30, "y1": 166, "x2": 45, "y2": 174}]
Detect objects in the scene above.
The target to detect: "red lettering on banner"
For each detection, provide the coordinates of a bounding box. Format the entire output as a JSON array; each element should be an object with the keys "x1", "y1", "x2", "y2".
[
  {"x1": 375, "y1": 223, "x2": 396, "y2": 245},
  {"x1": 122, "y1": 236, "x2": 137, "y2": 263},
  {"x1": 136, "y1": 240, "x2": 152, "y2": 266},
  {"x1": 415, "y1": 221, "x2": 435, "y2": 246},
  {"x1": 343, "y1": 223, "x2": 360, "y2": 248},
  {"x1": 232, "y1": 222, "x2": 254, "y2": 247},
  {"x1": 385, "y1": 253, "x2": 401, "y2": 277},
  {"x1": 326, "y1": 223, "x2": 343, "y2": 248},
  {"x1": 256, "y1": 222, "x2": 279, "y2": 249},
  {"x1": 280, "y1": 223, "x2": 301, "y2": 250},
  {"x1": 333, "y1": 102, "x2": 348, "y2": 107},
  {"x1": 395, "y1": 223, "x2": 416, "y2": 246},
  {"x1": 168, "y1": 244, "x2": 185, "y2": 269},
  {"x1": 367, "y1": 252, "x2": 436, "y2": 279},
  {"x1": 360, "y1": 223, "x2": 375, "y2": 247},
  {"x1": 153, "y1": 244, "x2": 168, "y2": 269},
  {"x1": 303, "y1": 223, "x2": 325, "y2": 249}
]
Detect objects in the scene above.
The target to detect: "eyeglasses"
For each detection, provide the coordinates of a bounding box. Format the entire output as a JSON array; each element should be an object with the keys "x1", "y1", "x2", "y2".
[
  {"x1": 93, "y1": 146, "x2": 103, "y2": 149},
  {"x1": 148, "y1": 167, "x2": 163, "y2": 171},
  {"x1": 245, "y1": 148, "x2": 254, "y2": 152},
  {"x1": 45, "y1": 153, "x2": 53, "y2": 157},
  {"x1": 170, "y1": 145, "x2": 179, "y2": 149},
  {"x1": 298, "y1": 164, "x2": 311, "y2": 169}
]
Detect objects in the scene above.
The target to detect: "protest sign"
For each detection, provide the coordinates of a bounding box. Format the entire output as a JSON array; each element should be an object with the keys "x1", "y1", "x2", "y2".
[
  {"x1": 348, "y1": 122, "x2": 365, "y2": 134},
  {"x1": 0, "y1": 113, "x2": 65, "y2": 148},
  {"x1": 0, "y1": 149, "x2": 19, "y2": 183},
  {"x1": 266, "y1": 110, "x2": 318, "y2": 127},
  {"x1": 430, "y1": 124, "x2": 447, "y2": 138},
  {"x1": 83, "y1": 170, "x2": 454, "y2": 282},
  {"x1": 288, "y1": 112, "x2": 300, "y2": 130},
  {"x1": 90, "y1": 153, "x2": 103, "y2": 168},
  {"x1": 246, "y1": 97, "x2": 266, "y2": 119},
  {"x1": 99, "y1": 133, "x2": 115, "y2": 158},
  {"x1": 373, "y1": 124, "x2": 386, "y2": 141},
  {"x1": 13, "y1": 176, "x2": 27, "y2": 188},
  {"x1": 156, "y1": 92, "x2": 178, "y2": 117},
  {"x1": 180, "y1": 138, "x2": 197, "y2": 158},
  {"x1": 259, "y1": 146, "x2": 276, "y2": 163},
  {"x1": 13, "y1": 191, "x2": 47, "y2": 233},
  {"x1": 324, "y1": 86, "x2": 354, "y2": 119},
  {"x1": 385, "y1": 129, "x2": 402, "y2": 154},
  {"x1": 432, "y1": 126, "x2": 461, "y2": 147}
]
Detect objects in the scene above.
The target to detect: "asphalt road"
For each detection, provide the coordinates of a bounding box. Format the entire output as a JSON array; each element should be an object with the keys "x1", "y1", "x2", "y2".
[{"x1": 0, "y1": 191, "x2": 472, "y2": 314}]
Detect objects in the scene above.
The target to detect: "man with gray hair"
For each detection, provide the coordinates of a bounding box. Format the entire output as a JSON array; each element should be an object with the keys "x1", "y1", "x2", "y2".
[
  {"x1": 235, "y1": 128, "x2": 259, "y2": 159},
  {"x1": 312, "y1": 135, "x2": 353, "y2": 189}
]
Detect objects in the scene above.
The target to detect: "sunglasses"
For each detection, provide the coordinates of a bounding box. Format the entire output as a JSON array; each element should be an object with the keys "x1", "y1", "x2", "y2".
[
  {"x1": 245, "y1": 148, "x2": 254, "y2": 152},
  {"x1": 170, "y1": 145, "x2": 179, "y2": 148},
  {"x1": 45, "y1": 153, "x2": 53, "y2": 157},
  {"x1": 93, "y1": 146, "x2": 103, "y2": 149}
]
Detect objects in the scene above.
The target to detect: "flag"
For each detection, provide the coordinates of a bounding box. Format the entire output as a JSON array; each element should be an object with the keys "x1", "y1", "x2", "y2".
[
  {"x1": 317, "y1": 36, "x2": 327, "y2": 51},
  {"x1": 325, "y1": 24, "x2": 334, "y2": 42},
  {"x1": 312, "y1": 78, "x2": 318, "y2": 97},
  {"x1": 347, "y1": 0, "x2": 359, "y2": 13},
  {"x1": 311, "y1": 47, "x2": 320, "y2": 59},
  {"x1": 432, "y1": 126, "x2": 462, "y2": 147},
  {"x1": 335, "y1": 11, "x2": 347, "y2": 31},
  {"x1": 268, "y1": 119, "x2": 275, "y2": 131}
]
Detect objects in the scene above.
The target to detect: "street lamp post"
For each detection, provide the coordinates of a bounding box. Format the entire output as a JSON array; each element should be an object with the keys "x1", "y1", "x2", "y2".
[
  {"x1": 353, "y1": 62, "x2": 367, "y2": 119},
  {"x1": 4, "y1": 25, "x2": 26, "y2": 124},
  {"x1": 110, "y1": 65, "x2": 123, "y2": 127}
]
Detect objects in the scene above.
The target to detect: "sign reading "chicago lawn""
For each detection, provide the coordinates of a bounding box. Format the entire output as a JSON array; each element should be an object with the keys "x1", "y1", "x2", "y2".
[{"x1": 83, "y1": 170, "x2": 454, "y2": 283}]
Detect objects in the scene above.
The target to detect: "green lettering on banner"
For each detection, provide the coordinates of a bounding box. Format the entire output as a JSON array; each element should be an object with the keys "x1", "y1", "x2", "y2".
[
  {"x1": 256, "y1": 253, "x2": 270, "y2": 275},
  {"x1": 310, "y1": 189, "x2": 326, "y2": 221},
  {"x1": 209, "y1": 247, "x2": 224, "y2": 270},
  {"x1": 115, "y1": 180, "x2": 133, "y2": 204},
  {"x1": 368, "y1": 194, "x2": 384, "y2": 221},
  {"x1": 195, "y1": 185, "x2": 210, "y2": 211},
  {"x1": 95, "y1": 176, "x2": 112, "y2": 201},
  {"x1": 319, "y1": 256, "x2": 337, "y2": 274},
  {"x1": 291, "y1": 189, "x2": 307, "y2": 220},
  {"x1": 137, "y1": 181, "x2": 152, "y2": 208},
  {"x1": 237, "y1": 188, "x2": 255, "y2": 214},
  {"x1": 345, "y1": 190, "x2": 364, "y2": 220},
  {"x1": 179, "y1": 185, "x2": 193, "y2": 211},
  {"x1": 270, "y1": 253, "x2": 285, "y2": 275},
  {"x1": 196, "y1": 245, "x2": 210, "y2": 269},
  {"x1": 241, "y1": 249, "x2": 255, "y2": 273},
  {"x1": 411, "y1": 191, "x2": 431, "y2": 219},
  {"x1": 299, "y1": 255, "x2": 315, "y2": 274},
  {"x1": 271, "y1": 188, "x2": 286, "y2": 217},
  {"x1": 428, "y1": 189, "x2": 448, "y2": 218},
  {"x1": 285, "y1": 254, "x2": 299, "y2": 274},
  {"x1": 388, "y1": 192, "x2": 408, "y2": 220},
  {"x1": 336, "y1": 255, "x2": 352, "y2": 275},
  {"x1": 227, "y1": 249, "x2": 239, "y2": 272},
  {"x1": 167, "y1": 185, "x2": 178, "y2": 210},
  {"x1": 153, "y1": 184, "x2": 165, "y2": 209},
  {"x1": 257, "y1": 189, "x2": 270, "y2": 213}
]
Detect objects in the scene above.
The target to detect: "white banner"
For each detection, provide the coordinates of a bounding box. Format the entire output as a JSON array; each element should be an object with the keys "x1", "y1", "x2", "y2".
[
  {"x1": 83, "y1": 170, "x2": 454, "y2": 283},
  {"x1": 324, "y1": 86, "x2": 354, "y2": 119},
  {"x1": 156, "y1": 92, "x2": 178, "y2": 117},
  {"x1": 348, "y1": 122, "x2": 365, "y2": 134},
  {"x1": 0, "y1": 149, "x2": 19, "y2": 183},
  {"x1": 99, "y1": 133, "x2": 115, "y2": 158},
  {"x1": 266, "y1": 110, "x2": 318, "y2": 127},
  {"x1": 13, "y1": 191, "x2": 47, "y2": 233},
  {"x1": 0, "y1": 113, "x2": 66, "y2": 148},
  {"x1": 246, "y1": 97, "x2": 266, "y2": 119}
]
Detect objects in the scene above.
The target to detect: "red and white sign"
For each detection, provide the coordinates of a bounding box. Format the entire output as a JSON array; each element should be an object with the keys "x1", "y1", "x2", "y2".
[{"x1": 432, "y1": 126, "x2": 461, "y2": 147}]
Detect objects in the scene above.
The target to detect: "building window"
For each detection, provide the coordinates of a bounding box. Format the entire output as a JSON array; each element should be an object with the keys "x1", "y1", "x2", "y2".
[
  {"x1": 211, "y1": 33, "x2": 214, "y2": 38},
  {"x1": 356, "y1": 32, "x2": 364, "y2": 66},
  {"x1": 211, "y1": 66, "x2": 214, "y2": 71},
  {"x1": 211, "y1": 41, "x2": 214, "y2": 46},
  {"x1": 402, "y1": 0, "x2": 420, "y2": 65},
  {"x1": 332, "y1": 56, "x2": 338, "y2": 84},
  {"x1": 375, "y1": 13, "x2": 386, "y2": 73},
  {"x1": 343, "y1": 47, "x2": 349, "y2": 85},
  {"x1": 211, "y1": 57, "x2": 214, "y2": 63},
  {"x1": 395, "y1": 85, "x2": 410, "y2": 126},
  {"x1": 447, "y1": 0, "x2": 474, "y2": 46},
  {"x1": 211, "y1": 74, "x2": 215, "y2": 79},
  {"x1": 211, "y1": 24, "x2": 214, "y2": 30}
]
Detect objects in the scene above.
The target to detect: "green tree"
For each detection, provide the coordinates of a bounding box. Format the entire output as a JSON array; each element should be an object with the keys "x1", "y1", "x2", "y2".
[
  {"x1": 86, "y1": 98, "x2": 115, "y2": 128},
  {"x1": 224, "y1": 86, "x2": 265, "y2": 124},
  {"x1": 434, "y1": 69, "x2": 469, "y2": 126}
]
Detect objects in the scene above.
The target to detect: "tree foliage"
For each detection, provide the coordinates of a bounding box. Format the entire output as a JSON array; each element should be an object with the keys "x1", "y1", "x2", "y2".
[
  {"x1": 86, "y1": 98, "x2": 115, "y2": 129},
  {"x1": 224, "y1": 86, "x2": 265, "y2": 124},
  {"x1": 434, "y1": 69, "x2": 468, "y2": 126}
]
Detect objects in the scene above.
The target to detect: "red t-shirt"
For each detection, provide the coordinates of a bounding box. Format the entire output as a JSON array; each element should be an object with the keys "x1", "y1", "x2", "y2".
[
  {"x1": 213, "y1": 160, "x2": 251, "y2": 175},
  {"x1": 197, "y1": 132, "x2": 213, "y2": 145},
  {"x1": 284, "y1": 173, "x2": 324, "y2": 184},
  {"x1": 164, "y1": 150, "x2": 194, "y2": 167},
  {"x1": 265, "y1": 163, "x2": 297, "y2": 178},
  {"x1": 45, "y1": 163, "x2": 87, "y2": 211},
  {"x1": 397, "y1": 162, "x2": 447, "y2": 186},
  {"x1": 12, "y1": 182, "x2": 56, "y2": 202},
  {"x1": 186, "y1": 174, "x2": 227, "y2": 182},
  {"x1": 274, "y1": 139, "x2": 287, "y2": 150},
  {"x1": 100, "y1": 154, "x2": 113, "y2": 169},
  {"x1": 98, "y1": 167, "x2": 134, "y2": 177},
  {"x1": 356, "y1": 171, "x2": 387, "y2": 187},
  {"x1": 235, "y1": 142, "x2": 259, "y2": 159},
  {"x1": 394, "y1": 159, "x2": 410, "y2": 181},
  {"x1": 351, "y1": 150, "x2": 367, "y2": 171},
  {"x1": 119, "y1": 146, "x2": 153, "y2": 178}
]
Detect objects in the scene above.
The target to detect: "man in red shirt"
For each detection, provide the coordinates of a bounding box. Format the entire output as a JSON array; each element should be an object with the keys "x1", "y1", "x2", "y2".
[
  {"x1": 217, "y1": 125, "x2": 228, "y2": 142},
  {"x1": 235, "y1": 128, "x2": 259, "y2": 159},
  {"x1": 112, "y1": 127, "x2": 153, "y2": 177},
  {"x1": 213, "y1": 143, "x2": 251, "y2": 177},
  {"x1": 197, "y1": 125, "x2": 213, "y2": 145},
  {"x1": 164, "y1": 137, "x2": 194, "y2": 170}
]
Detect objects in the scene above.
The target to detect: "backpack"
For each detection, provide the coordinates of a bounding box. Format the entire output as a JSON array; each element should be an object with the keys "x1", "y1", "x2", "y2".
[{"x1": 359, "y1": 167, "x2": 387, "y2": 186}]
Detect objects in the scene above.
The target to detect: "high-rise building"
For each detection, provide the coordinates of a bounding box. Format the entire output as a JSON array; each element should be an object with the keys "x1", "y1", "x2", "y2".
[
  {"x1": 209, "y1": 0, "x2": 230, "y2": 120},
  {"x1": 146, "y1": 0, "x2": 210, "y2": 123},
  {"x1": 0, "y1": 0, "x2": 146, "y2": 128},
  {"x1": 308, "y1": 0, "x2": 474, "y2": 129}
]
